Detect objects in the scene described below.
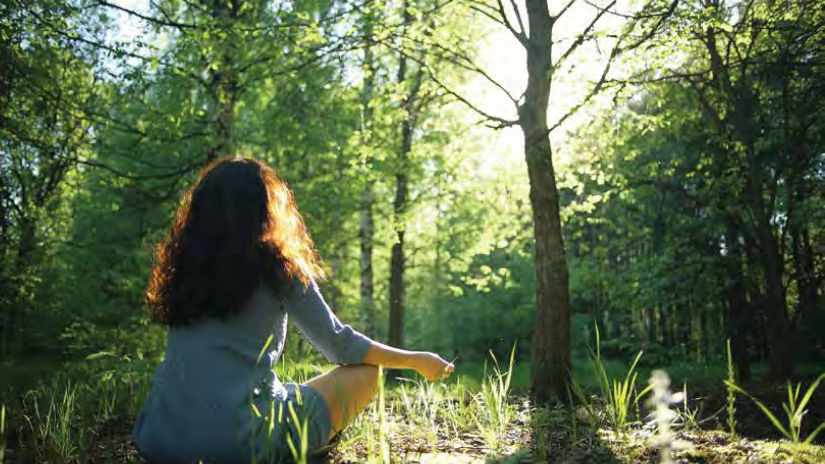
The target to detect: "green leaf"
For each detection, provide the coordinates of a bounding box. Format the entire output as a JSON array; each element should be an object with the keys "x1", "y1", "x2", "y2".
[
  {"x1": 797, "y1": 373, "x2": 825, "y2": 414},
  {"x1": 256, "y1": 334, "x2": 274, "y2": 364},
  {"x1": 802, "y1": 422, "x2": 825, "y2": 446}
]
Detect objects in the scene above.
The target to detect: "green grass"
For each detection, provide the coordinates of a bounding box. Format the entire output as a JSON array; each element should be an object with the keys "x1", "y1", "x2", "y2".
[
  {"x1": 472, "y1": 347, "x2": 516, "y2": 454},
  {"x1": 570, "y1": 325, "x2": 652, "y2": 440},
  {"x1": 727, "y1": 373, "x2": 825, "y2": 447},
  {"x1": 442, "y1": 358, "x2": 530, "y2": 392},
  {"x1": 21, "y1": 381, "x2": 86, "y2": 463},
  {"x1": 3, "y1": 351, "x2": 825, "y2": 463}
]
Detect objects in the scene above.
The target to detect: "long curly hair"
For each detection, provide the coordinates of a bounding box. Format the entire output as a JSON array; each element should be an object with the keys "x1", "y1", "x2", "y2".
[{"x1": 145, "y1": 156, "x2": 325, "y2": 325}]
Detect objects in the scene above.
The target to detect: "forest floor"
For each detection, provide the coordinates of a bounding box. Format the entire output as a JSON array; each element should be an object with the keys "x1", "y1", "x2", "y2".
[
  {"x1": 64, "y1": 390, "x2": 825, "y2": 464},
  {"x1": 2, "y1": 360, "x2": 824, "y2": 463}
]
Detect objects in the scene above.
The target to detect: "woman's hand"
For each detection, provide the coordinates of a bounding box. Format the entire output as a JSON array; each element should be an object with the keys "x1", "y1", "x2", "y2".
[
  {"x1": 411, "y1": 352, "x2": 454, "y2": 381},
  {"x1": 362, "y1": 342, "x2": 454, "y2": 381}
]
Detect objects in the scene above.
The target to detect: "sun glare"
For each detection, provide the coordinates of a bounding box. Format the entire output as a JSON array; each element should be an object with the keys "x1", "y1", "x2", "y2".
[{"x1": 460, "y1": 0, "x2": 635, "y2": 178}]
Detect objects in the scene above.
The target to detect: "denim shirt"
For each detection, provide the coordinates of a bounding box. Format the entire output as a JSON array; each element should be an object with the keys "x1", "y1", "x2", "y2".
[{"x1": 132, "y1": 277, "x2": 372, "y2": 463}]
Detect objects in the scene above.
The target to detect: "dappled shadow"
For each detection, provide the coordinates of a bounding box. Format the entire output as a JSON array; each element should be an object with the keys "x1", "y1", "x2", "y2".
[
  {"x1": 683, "y1": 382, "x2": 825, "y2": 445},
  {"x1": 480, "y1": 404, "x2": 622, "y2": 464}
]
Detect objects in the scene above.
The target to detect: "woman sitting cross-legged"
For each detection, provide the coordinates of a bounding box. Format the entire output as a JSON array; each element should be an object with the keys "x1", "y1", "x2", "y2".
[{"x1": 132, "y1": 156, "x2": 454, "y2": 463}]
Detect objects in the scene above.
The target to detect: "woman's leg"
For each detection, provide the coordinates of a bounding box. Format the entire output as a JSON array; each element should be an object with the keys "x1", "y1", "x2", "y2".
[{"x1": 305, "y1": 365, "x2": 378, "y2": 439}]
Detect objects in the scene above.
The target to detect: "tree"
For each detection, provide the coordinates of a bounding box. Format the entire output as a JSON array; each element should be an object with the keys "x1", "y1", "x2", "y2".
[
  {"x1": 0, "y1": 0, "x2": 104, "y2": 356},
  {"x1": 388, "y1": 0, "x2": 425, "y2": 349},
  {"x1": 557, "y1": 0, "x2": 825, "y2": 382},
  {"x1": 646, "y1": 0, "x2": 825, "y2": 379},
  {"x1": 358, "y1": 2, "x2": 380, "y2": 339},
  {"x1": 435, "y1": 0, "x2": 677, "y2": 402}
]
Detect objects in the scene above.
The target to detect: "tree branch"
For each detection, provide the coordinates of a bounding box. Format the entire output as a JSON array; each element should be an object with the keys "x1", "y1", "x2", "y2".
[
  {"x1": 555, "y1": 0, "x2": 617, "y2": 66},
  {"x1": 94, "y1": 0, "x2": 198, "y2": 29},
  {"x1": 553, "y1": 0, "x2": 578, "y2": 21},
  {"x1": 495, "y1": 0, "x2": 527, "y2": 45},
  {"x1": 76, "y1": 158, "x2": 203, "y2": 181},
  {"x1": 382, "y1": 42, "x2": 519, "y2": 128}
]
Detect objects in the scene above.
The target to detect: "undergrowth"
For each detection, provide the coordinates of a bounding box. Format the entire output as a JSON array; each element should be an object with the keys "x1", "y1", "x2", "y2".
[{"x1": 1, "y1": 344, "x2": 824, "y2": 463}]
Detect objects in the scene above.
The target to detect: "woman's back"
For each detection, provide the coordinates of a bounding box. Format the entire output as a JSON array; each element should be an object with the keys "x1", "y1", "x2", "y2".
[
  {"x1": 133, "y1": 283, "x2": 283, "y2": 462},
  {"x1": 133, "y1": 278, "x2": 370, "y2": 463}
]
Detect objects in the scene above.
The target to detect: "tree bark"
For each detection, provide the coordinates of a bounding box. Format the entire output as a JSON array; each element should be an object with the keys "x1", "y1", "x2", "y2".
[
  {"x1": 206, "y1": 0, "x2": 240, "y2": 160},
  {"x1": 388, "y1": 2, "x2": 415, "y2": 348},
  {"x1": 723, "y1": 223, "x2": 750, "y2": 381},
  {"x1": 522, "y1": 0, "x2": 571, "y2": 404},
  {"x1": 358, "y1": 12, "x2": 377, "y2": 338},
  {"x1": 747, "y1": 179, "x2": 791, "y2": 380},
  {"x1": 359, "y1": 185, "x2": 376, "y2": 338},
  {"x1": 329, "y1": 150, "x2": 344, "y2": 311},
  {"x1": 791, "y1": 226, "x2": 817, "y2": 325},
  {"x1": 388, "y1": 168, "x2": 408, "y2": 348},
  {"x1": 387, "y1": 113, "x2": 413, "y2": 347}
]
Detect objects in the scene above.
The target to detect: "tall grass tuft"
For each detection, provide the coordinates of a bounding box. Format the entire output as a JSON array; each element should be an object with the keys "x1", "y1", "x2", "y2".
[
  {"x1": 22, "y1": 382, "x2": 86, "y2": 463},
  {"x1": 573, "y1": 324, "x2": 651, "y2": 439},
  {"x1": 473, "y1": 345, "x2": 515, "y2": 454},
  {"x1": 398, "y1": 377, "x2": 443, "y2": 449},
  {"x1": 726, "y1": 373, "x2": 825, "y2": 448},
  {"x1": 725, "y1": 339, "x2": 737, "y2": 438},
  {"x1": 443, "y1": 378, "x2": 474, "y2": 436},
  {"x1": 680, "y1": 382, "x2": 700, "y2": 431}
]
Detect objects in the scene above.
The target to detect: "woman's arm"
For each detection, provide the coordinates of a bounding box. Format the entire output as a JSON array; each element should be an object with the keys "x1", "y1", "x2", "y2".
[
  {"x1": 362, "y1": 340, "x2": 454, "y2": 381},
  {"x1": 282, "y1": 276, "x2": 454, "y2": 380}
]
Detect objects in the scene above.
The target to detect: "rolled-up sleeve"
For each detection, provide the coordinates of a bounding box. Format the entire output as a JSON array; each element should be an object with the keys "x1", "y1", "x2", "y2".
[{"x1": 284, "y1": 277, "x2": 372, "y2": 365}]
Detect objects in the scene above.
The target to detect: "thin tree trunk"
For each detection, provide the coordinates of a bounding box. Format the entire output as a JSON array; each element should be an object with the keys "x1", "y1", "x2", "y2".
[
  {"x1": 388, "y1": 2, "x2": 415, "y2": 348},
  {"x1": 358, "y1": 11, "x2": 377, "y2": 338},
  {"x1": 744, "y1": 157, "x2": 791, "y2": 380},
  {"x1": 522, "y1": 0, "x2": 571, "y2": 404},
  {"x1": 206, "y1": 0, "x2": 239, "y2": 160},
  {"x1": 359, "y1": 186, "x2": 376, "y2": 338},
  {"x1": 723, "y1": 225, "x2": 751, "y2": 381},
  {"x1": 2, "y1": 215, "x2": 36, "y2": 357},
  {"x1": 388, "y1": 169, "x2": 407, "y2": 348},
  {"x1": 329, "y1": 151, "x2": 344, "y2": 311},
  {"x1": 387, "y1": 1, "x2": 426, "y2": 350},
  {"x1": 792, "y1": 226, "x2": 817, "y2": 323},
  {"x1": 782, "y1": 102, "x2": 817, "y2": 333}
]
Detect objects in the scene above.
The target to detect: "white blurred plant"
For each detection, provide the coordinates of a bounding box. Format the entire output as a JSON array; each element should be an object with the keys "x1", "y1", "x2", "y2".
[{"x1": 647, "y1": 370, "x2": 690, "y2": 464}]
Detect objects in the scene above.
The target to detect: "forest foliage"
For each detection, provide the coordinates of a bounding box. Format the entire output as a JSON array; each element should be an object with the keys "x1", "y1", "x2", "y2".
[{"x1": 0, "y1": 1, "x2": 823, "y2": 460}]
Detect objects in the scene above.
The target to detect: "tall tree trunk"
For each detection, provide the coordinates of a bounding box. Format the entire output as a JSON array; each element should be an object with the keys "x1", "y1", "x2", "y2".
[
  {"x1": 522, "y1": 0, "x2": 571, "y2": 404},
  {"x1": 1, "y1": 214, "x2": 36, "y2": 357},
  {"x1": 388, "y1": 2, "x2": 415, "y2": 348},
  {"x1": 388, "y1": 168, "x2": 408, "y2": 348},
  {"x1": 782, "y1": 100, "x2": 817, "y2": 338},
  {"x1": 792, "y1": 226, "x2": 817, "y2": 324},
  {"x1": 206, "y1": 0, "x2": 240, "y2": 160},
  {"x1": 359, "y1": 186, "x2": 376, "y2": 338},
  {"x1": 742, "y1": 147, "x2": 791, "y2": 380},
  {"x1": 387, "y1": 1, "x2": 427, "y2": 350},
  {"x1": 723, "y1": 221, "x2": 751, "y2": 381},
  {"x1": 358, "y1": 12, "x2": 377, "y2": 338},
  {"x1": 329, "y1": 150, "x2": 344, "y2": 311}
]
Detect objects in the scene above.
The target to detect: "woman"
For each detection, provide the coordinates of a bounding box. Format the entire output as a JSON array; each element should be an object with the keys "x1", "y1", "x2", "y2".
[{"x1": 133, "y1": 157, "x2": 453, "y2": 463}]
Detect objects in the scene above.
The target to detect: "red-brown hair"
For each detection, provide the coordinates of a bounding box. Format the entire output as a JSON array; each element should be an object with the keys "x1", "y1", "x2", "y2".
[{"x1": 145, "y1": 156, "x2": 325, "y2": 325}]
